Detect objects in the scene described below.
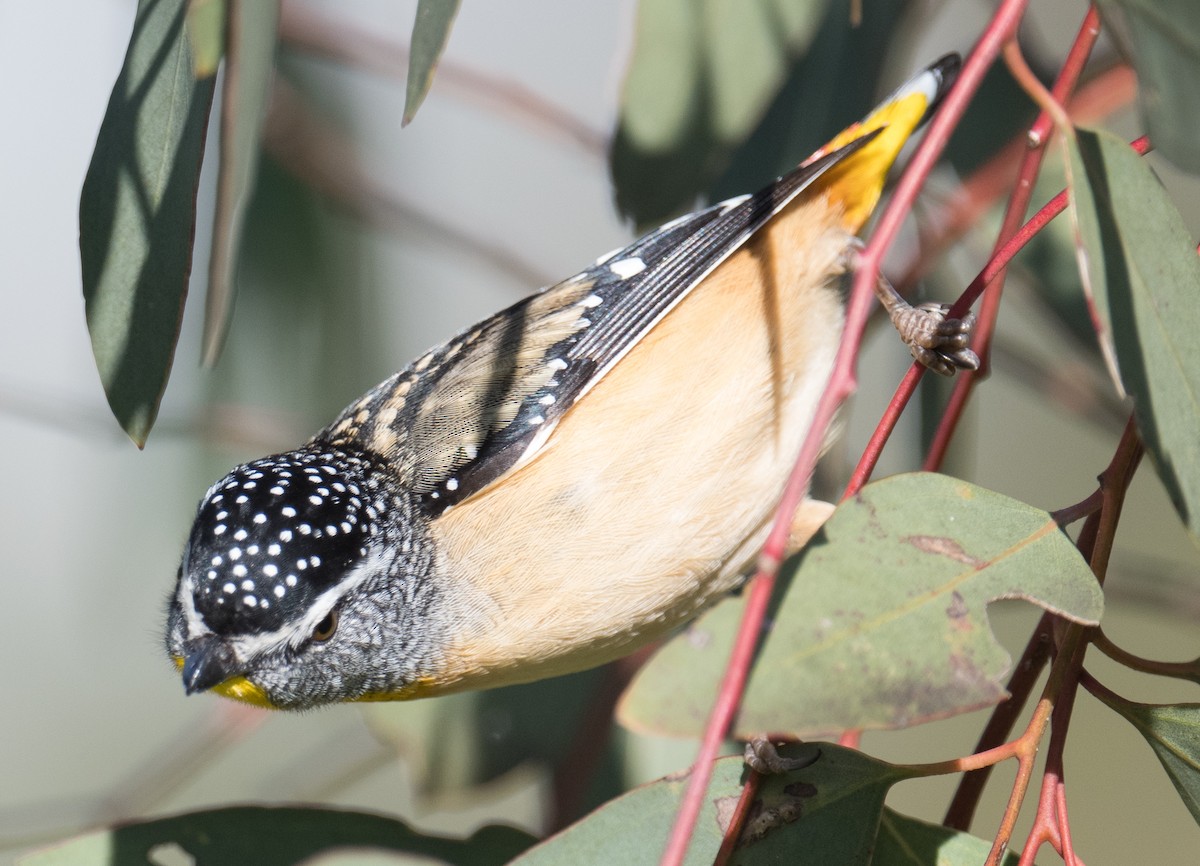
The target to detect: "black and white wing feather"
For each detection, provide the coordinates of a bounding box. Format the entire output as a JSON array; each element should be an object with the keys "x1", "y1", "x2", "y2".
[{"x1": 321, "y1": 134, "x2": 877, "y2": 515}]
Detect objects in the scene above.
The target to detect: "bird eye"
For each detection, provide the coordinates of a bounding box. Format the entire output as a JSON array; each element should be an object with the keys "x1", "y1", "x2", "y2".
[{"x1": 312, "y1": 611, "x2": 339, "y2": 642}]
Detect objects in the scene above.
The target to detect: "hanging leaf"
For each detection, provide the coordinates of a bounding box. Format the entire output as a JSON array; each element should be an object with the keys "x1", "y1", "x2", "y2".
[
  {"x1": 873, "y1": 809, "x2": 1021, "y2": 865},
  {"x1": 201, "y1": 0, "x2": 280, "y2": 365},
  {"x1": 80, "y1": 0, "x2": 217, "y2": 445},
  {"x1": 402, "y1": 0, "x2": 461, "y2": 126},
  {"x1": 611, "y1": 0, "x2": 836, "y2": 226},
  {"x1": 1067, "y1": 126, "x2": 1200, "y2": 547},
  {"x1": 512, "y1": 745, "x2": 909, "y2": 865},
  {"x1": 619, "y1": 473, "x2": 1103, "y2": 739},
  {"x1": 1094, "y1": 0, "x2": 1200, "y2": 173},
  {"x1": 1089, "y1": 689, "x2": 1200, "y2": 828},
  {"x1": 363, "y1": 666, "x2": 612, "y2": 795},
  {"x1": 17, "y1": 806, "x2": 534, "y2": 866},
  {"x1": 186, "y1": 0, "x2": 226, "y2": 77},
  {"x1": 707, "y1": 0, "x2": 910, "y2": 206}
]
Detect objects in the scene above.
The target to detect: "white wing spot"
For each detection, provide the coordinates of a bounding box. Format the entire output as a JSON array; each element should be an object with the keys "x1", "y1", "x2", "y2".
[{"x1": 609, "y1": 256, "x2": 646, "y2": 279}]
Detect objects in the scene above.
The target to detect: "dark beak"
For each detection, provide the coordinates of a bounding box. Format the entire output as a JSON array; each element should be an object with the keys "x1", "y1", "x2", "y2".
[{"x1": 182, "y1": 635, "x2": 243, "y2": 695}]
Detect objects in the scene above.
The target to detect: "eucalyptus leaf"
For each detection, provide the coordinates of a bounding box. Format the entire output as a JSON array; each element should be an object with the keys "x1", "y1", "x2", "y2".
[
  {"x1": 403, "y1": 0, "x2": 461, "y2": 126},
  {"x1": 612, "y1": 0, "x2": 834, "y2": 225},
  {"x1": 17, "y1": 806, "x2": 533, "y2": 866},
  {"x1": 202, "y1": 0, "x2": 280, "y2": 365},
  {"x1": 1090, "y1": 690, "x2": 1200, "y2": 829},
  {"x1": 1095, "y1": 0, "x2": 1200, "y2": 173},
  {"x1": 186, "y1": 0, "x2": 226, "y2": 77},
  {"x1": 512, "y1": 745, "x2": 908, "y2": 866},
  {"x1": 619, "y1": 473, "x2": 1103, "y2": 739},
  {"x1": 874, "y1": 808, "x2": 1021, "y2": 865},
  {"x1": 80, "y1": 0, "x2": 216, "y2": 445},
  {"x1": 1067, "y1": 126, "x2": 1200, "y2": 547}
]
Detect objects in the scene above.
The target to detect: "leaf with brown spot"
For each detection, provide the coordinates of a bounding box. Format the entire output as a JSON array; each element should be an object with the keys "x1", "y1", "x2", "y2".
[
  {"x1": 619, "y1": 472, "x2": 1104, "y2": 739},
  {"x1": 511, "y1": 745, "x2": 908, "y2": 865}
]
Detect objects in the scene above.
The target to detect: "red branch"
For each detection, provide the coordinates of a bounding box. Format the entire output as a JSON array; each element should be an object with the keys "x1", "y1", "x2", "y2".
[{"x1": 659, "y1": 1, "x2": 1033, "y2": 862}]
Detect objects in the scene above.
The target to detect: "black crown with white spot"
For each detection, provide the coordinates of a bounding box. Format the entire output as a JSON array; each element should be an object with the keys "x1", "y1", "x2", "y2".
[{"x1": 184, "y1": 446, "x2": 388, "y2": 634}]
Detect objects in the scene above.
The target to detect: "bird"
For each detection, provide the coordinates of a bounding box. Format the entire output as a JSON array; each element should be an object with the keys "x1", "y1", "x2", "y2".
[{"x1": 166, "y1": 55, "x2": 976, "y2": 710}]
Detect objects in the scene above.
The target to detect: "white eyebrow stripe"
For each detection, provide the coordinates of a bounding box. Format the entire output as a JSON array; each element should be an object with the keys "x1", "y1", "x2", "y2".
[{"x1": 222, "y1": 547, "x2": 389, "y2": 662}]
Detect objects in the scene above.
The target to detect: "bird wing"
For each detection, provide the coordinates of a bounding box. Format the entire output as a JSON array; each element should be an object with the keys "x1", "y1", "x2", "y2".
[{"x1": 321, "y1": 134, "x2": 877, "y2": 514}]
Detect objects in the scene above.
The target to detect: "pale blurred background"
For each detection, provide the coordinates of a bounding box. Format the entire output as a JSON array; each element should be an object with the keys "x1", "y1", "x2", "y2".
[{"x1": 2, "y1": 0, "x2": 1198, "y2": 863}]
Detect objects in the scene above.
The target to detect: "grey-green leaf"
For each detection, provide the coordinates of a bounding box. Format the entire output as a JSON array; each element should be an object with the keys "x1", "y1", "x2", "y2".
[
  {"x1": 17, "y1": 806, "x2": 533, "y2": 866},
  {"x1": 1067, "y1": 126, "x2": 1200, "y2": 547},
  {"x1": 1095, "y1": 0, "x2": 1200, "y2": 173},
  {"x1": 619, "y1": 473, "x2": 1104, "y2": 739},
  {"x1": 874, "y1": 809, "x2": 1021, "y2": 865},
  {"x1": 201, "y1": 0, "x2": 280, "y2": 365},
  {"x1": 80, "y1": 0, "x2": 216, "y2": 445},
  {"x1": 512, "y1": 745, "x2": 907, "y2": 865},
  {"x1": 186, "y1": 0, "x2": 226, "y2": 77},
  {"x1": 611, "y1": 0, "x2": 832, "y2": 225},
  {"x1": 402, "y1": 0, "x2": 461, "y2": 126},
  {"x1": 1090, "y1": 690, "x2": 1200, "y2": 829}
]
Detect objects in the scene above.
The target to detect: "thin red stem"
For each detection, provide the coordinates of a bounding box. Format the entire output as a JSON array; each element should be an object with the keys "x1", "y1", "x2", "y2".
[
  {"x1": 923, "y1": 7, "x2": 1104, "y2": 471},
  {"x1": 661, "y1": 4, "x2": 1033, "y2": 863}
]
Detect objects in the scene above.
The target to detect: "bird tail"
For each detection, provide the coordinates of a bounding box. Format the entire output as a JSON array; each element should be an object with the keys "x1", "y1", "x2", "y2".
[{"x1": 805, "y1": 53, "x2": 960, "y2": 233}]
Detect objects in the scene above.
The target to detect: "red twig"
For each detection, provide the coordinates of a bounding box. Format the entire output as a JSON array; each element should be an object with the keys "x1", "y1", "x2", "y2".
[
  {"x1": 982, "y1": 415, "x2": 1141, "y2": 864},
  {"x1": 659, "y1": 3, "x2": 1033, "y2": 863},
  {"x1": 923, "y1": 6, "x2": 1103, "y2": 471},
  {"x1": 892, "y1": 61, "x2": 1136, "y2": 300}
]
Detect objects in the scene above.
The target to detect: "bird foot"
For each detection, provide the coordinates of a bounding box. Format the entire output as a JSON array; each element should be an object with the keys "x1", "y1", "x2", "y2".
[{"x1": 889, "y1": 301, "x2": 980, "y2": 377}]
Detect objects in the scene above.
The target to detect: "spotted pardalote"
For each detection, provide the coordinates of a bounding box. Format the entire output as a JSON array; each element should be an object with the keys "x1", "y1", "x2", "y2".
[{"x1": 166, "y1": 55, "x2": 976, "y2": 709}]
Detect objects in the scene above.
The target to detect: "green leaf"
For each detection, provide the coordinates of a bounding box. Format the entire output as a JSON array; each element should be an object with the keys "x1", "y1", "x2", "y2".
[
  {"x1": 873, "y1": 809, "x2": 1021, "y2": 865},
  {"x1": 363, "y1": 667, "x2": 614, "y2": 795},
  {"x1": 1067, "y1": 126, "x2": 1200, "y2": 547},
  {"x1": 403, "y1": 0, "x2": 461, "y2": 126},
  {"x1": 707, "y1": 0, "x2": 909, "y2": 206},
  {"x1": 619, "y1": 473, "x2": 1103, "y2": 739},
  {"x1": 611, "y1": 0, "x2": 834, "y2": 225},
  {"x1": 512, "y1": 745, "x2": 907, "y2": 865},
  {"x1": 18, "y1": 806, "x2": 533, "y2": 866},
  {"x1": 185, "y1": 0, "x2": 226, "y2": 77},
  {"x1": 1095, "y1": 0, "x2": 1200, "y2": 174},
  {"x1": 80, "y1": 0, "x2": 217, "y2": 446},
  {"x1": 1089, "y1": 690, "x2": 1200, "y2": 828},
  {"x1": 201, "y1": 0, "x2": 280, "y2": 365}
]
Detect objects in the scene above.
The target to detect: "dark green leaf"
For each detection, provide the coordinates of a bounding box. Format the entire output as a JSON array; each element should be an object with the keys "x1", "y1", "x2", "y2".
[
  {"x1": 1068, "y1": 126, "x2": 1200, "y2": 546},
  {"x1": 201, "y1": 0, "x2": 280, "y2": 365},
  {"x1": 80, "y1": 0, "x2": 216, "y2": 445},
  {"x1": 363, "y1": 666, "x2": 616, "y2": 796},
  {"x1": 1089, "y1": 691, "x2": 1200, "y2": 828},
  {"x1": 611, "y1": 0, "x2": 837, "y2": 226},
  {"x1": 403, "y1": 0, "x2": 461, "y2": 126},
  {"x1": 708, "y1": 0, "x2": 909, "y2": 206},
  {"x1": 1095, "y1": 0, "x2": 1200, "y2": 173},
  {"x1": 619, "y1": 473, "x2": 1104, "y2": 739},
  {"x1": 18, "y1": 806, "x2": 534, "y2": 866},
  {"x1": 512, "y1": 746, "x2": 907, "y2": 866},
  {"x1": 185, "y1": 0, "x2": 226, "y2": 77},
  {"x1": 873, "y1": 809, "x2": 1021, "y2": 865}
]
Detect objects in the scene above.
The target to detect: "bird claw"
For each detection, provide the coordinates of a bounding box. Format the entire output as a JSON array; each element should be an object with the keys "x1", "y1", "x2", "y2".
[
  {"x1": 890, "y1": 302, "x2": 980, "y2": 377},
  {"x1": 744, "y1": 737, "x2": 821, "y2": 775}
]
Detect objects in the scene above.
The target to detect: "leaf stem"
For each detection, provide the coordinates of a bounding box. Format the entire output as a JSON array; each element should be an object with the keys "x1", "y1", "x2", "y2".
[
  {"x1": 941, "y1": 613, "x2": 1055, "y2": 829},
  {"x1": 1090, "y1": 630, "x2": 1200, "y2": 682},
  {"x1": 1002, "y1": 38, "x2": 1071, "y2": 145},
  {"x1": 987, "y1": 413, "x2": 1141, "y2": 864}
]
